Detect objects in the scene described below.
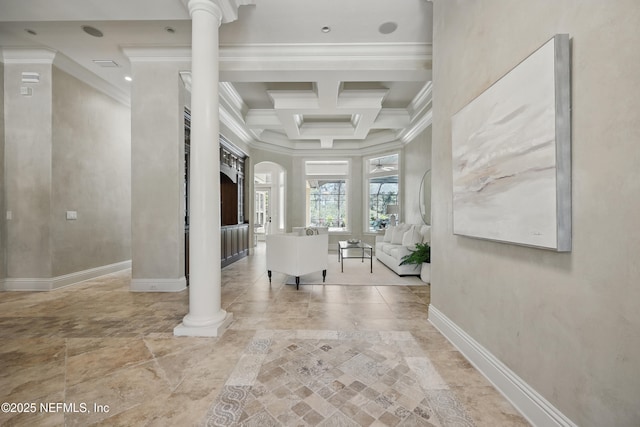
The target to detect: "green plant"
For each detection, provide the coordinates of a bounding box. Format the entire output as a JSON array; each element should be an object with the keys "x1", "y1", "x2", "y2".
[{"x1": 400, "y1": 242, "x2": 431, "y2": 265}]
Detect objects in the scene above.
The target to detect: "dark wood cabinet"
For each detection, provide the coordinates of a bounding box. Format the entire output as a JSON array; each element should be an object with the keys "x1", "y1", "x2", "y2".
[
  {"x1": 184, "y1": 109, "x2": 249, "y2": 277},
  {"x1": 221, "y1": 223, "x2": 249, "y2": 267}
]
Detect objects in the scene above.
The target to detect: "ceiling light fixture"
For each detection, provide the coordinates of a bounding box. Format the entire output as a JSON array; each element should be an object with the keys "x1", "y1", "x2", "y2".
[
  {"x1": 124, "y1": 76, "x2": 132, "y2": 82},
  {"x1": 82, "y1": 25, "x2": 104, "y2": 38},
  {"x1": 25, "y1": 29, "x2": 37, "y2": 36},
  {"x1": 378, "y1": 21, "x2": 398, "y2": 35},
  {"x1": 321, "y1": 26, "x2": 331, "y2": 33},
  {"x1": 373, "y1": 160, "x2": 394, "y2": 172}
]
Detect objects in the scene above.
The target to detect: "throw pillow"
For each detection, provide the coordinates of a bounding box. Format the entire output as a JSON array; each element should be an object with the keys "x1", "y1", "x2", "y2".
[
  {"x1": 402, "y1": 226, "x2": 422, "y2": 248},
  {"x1": 383, "y1": 226, "x2": 395, "y2": 242},
  {"x1": 391, "y1": 224, "x2": 409, "y2": 244},
  {"x1": 304, "y1": 227, "x2": 318, "y2": 236}
]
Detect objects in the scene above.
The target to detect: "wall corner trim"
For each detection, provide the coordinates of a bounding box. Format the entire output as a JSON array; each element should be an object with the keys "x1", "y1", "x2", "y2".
[
  {"x1": 3, "y1": 260, "x2": 132, "y2": 291},
  {"x1": 428, "y1": 306, "x2": 578, "y2": 427},
  {"x1": 130, "y1": 277, "x2": 187, "y2": 292}
]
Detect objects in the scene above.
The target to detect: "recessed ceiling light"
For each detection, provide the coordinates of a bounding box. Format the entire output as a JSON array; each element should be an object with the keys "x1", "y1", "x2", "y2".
[
  {"x1": 82, "y1": 25, "x2": 104, "y2": 38},
  {"x1": 321, "y1": 26, "x2": 331, "y2": 33},
  {"x1": 124, "y1": 76, "x2": 132, "y2": 82},
  {"x1": 25, "y1": 29, "x2": 37, "y2": 36},
  {"x1": 378, "y1": 21, "x2": 398, "y2": 35},
  {"x1": 165, "y1": 26, "x2": 176, "y2": 34}
]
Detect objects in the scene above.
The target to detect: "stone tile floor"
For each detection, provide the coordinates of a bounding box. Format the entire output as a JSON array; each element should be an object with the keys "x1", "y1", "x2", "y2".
[
  {"x1": 0, "y1": 245, "x2": 530, "y2": 426},
  {"x1": 205, "y1": 330, "x2": 476, "y2": 426}
]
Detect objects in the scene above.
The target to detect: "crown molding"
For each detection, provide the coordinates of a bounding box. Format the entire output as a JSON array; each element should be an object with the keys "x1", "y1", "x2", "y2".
[
  {"x1": 399, "y1": 108, "x2": 432, "y2": 144},
  {"x1": 54, "y1": 52, "x2": 130, "y2": 106},
  {"x1": 399, "y1": 81, "x2": 433, "y2": 144},
  {"x1": 407, "y1": 81, "x2": 433, "y2": 119},
  {"x1": 249, "y1": 128, "x2": 402, "y2": 154},
  {"x1": 1, "y1": 48, "x2": 130, "y2": 106},
  {"x1": 249, "y1": 137, "x2": 404, "y2": 158},
  {"x1": 219, "y1": 81, "x2": 248, "y2": 115},
  {"x1": 219, "y1": 42, "x2": 432, "y2": 73},
  {"x1": 219, "y1": 104, "x2": 254, "y2": 145},
  {"x1": 220, "y1": 42, "x2": 431, "y2": 59},
  {"x1": 121, "y1": 46, "x2": 192, "y2": 62},
  {"x1": 218, "y1": 80, "x2": 254, "y2": 145},
  {"x1": 120, "y1": 42, "x2": 431, "y2": 66},
  {"x1": 179, "y1": 71, "x2": 256, "y2": 145}
]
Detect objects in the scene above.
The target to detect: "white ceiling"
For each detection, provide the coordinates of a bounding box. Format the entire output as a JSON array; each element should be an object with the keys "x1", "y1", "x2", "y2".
[{"x1": 0, "y1": 0, "x2": 433, "y2": 152}]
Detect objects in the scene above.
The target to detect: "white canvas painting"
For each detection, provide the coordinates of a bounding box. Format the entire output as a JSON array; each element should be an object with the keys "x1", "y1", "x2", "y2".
[{"x1": 452, "y1": 35, "x2": 571, "y2": 251}]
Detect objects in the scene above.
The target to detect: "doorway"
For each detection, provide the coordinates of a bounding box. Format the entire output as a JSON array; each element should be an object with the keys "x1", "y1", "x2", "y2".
[
  {"x1": 254, "y1": 189, "x2": 270, "y2": 241},
  {"x1": 254, "y1": 161, "x2": 287, "y2": 240}
]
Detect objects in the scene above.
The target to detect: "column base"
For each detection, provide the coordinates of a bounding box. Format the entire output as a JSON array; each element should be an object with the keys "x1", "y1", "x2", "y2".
[{"x1": 173, "y1": 312, "x2": 233, "y2": 337}]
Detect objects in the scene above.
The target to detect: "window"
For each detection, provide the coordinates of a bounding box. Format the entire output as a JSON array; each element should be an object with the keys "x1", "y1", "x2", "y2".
[
  {"x1": 366, "y1": 154, "x2": 399, "y2": 232},
  {"x1": 305, "y1": 160, "x2": 349, "y2": 232}
]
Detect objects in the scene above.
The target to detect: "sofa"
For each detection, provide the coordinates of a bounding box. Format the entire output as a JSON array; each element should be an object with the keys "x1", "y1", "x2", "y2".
[
  {"x1": 375, "y1": 223, "x2": 431, "y2": 276},
  {"x1": 266, "y1": 230, "x2": 329, "y2": 289}
]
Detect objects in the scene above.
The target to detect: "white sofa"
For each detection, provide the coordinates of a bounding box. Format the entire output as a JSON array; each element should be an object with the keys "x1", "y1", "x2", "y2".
[
  {"x1": 375, "y1": 224, "x2": 431, "y2": 276},
  {"x1": 266, "y1": 231, "x2": 329, "y2": 289}
]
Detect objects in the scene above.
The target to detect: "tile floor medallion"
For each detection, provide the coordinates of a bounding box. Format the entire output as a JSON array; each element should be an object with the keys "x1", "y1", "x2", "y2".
[{"x1": 204, "y1": 330, "x2": 475, "y2": 426}]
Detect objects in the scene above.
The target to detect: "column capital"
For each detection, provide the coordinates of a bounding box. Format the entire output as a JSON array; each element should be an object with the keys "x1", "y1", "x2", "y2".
[{"x1": 185, "y1": 0, "x2": 254, "y2": 24}]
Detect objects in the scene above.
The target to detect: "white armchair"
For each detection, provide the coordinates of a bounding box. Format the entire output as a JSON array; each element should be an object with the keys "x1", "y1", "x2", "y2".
[{"x1": 266, "y1": 232, "x2": 329, "y2": 289}]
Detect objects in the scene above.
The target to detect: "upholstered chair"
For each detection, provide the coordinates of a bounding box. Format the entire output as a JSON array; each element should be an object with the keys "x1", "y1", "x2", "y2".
[{"x1": 266, "y1": 231, "x2": 329, "y2": 289}]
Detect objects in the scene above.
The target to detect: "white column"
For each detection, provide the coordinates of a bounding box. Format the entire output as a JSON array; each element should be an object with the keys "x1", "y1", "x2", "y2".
[{"x1": 174, "y1": 0, "x2": 232, "y2": 336}]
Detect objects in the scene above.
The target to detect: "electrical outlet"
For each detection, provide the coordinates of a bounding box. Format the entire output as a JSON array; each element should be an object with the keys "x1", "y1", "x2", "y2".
[{"x1": 66, "y1": 211, "x2": 78, "y2": 220}]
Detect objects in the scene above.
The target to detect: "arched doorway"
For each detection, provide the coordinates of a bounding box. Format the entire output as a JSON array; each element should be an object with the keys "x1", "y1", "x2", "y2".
[{"x1": 254, "y1": 162, "x2": 286, "y2": 241}]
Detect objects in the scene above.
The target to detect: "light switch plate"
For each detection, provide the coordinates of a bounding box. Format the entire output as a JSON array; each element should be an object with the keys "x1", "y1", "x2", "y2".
[{"x1": 66, "y1": 211, "x2": 77, "y2": 220}]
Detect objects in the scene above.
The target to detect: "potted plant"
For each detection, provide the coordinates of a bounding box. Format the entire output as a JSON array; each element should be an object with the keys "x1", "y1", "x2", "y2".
[{"x1": 400, "y1": 242, "x2": 431, "y2": 283}]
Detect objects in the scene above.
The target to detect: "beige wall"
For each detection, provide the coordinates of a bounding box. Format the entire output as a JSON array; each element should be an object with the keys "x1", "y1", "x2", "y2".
[
  {"x1": 430, "y1": 1, "x2": 640, "y2": 426},
  {"x1": 51, "y1": 67, "x2": 131, "y2": 276},
  {"x1": 2, "y1": 61, "x2": 131, "y2": 284},
  {"x1": 403, "y1": 127, "x2": 432, "y2": 225},
  {"x1": 130, "y1": 61, "x2": 190, "y2": 286},
  {"x1": 3, "y1": 62, "x2": 53, "y2": 278},
  {"x1": 0, "y1": 62, "x2": 4, "y2": 282}
]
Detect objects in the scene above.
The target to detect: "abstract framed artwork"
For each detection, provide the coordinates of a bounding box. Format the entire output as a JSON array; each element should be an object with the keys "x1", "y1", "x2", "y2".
[{"x1": 451, "y1": 34, "x2": 571, "y2": 251}]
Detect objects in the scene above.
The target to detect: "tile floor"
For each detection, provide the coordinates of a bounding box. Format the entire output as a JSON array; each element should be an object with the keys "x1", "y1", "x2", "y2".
[{"x1": 0, "y1": 245, "x2": 530, "y2": 426}]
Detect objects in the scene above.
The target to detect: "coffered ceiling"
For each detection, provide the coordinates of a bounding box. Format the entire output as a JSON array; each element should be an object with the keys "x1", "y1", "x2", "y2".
[{"x1": 0, "y1": 0, "x2": 433, "y2": 152}]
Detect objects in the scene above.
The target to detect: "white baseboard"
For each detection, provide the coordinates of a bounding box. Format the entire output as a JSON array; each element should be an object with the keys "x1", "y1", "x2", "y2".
[
  {"x1": 3, "y1": 260, "x2": 132, "y2": 291},
  {"x1": 130, "y1": 276, "x2": 187, "y2": 292},
  {"x1": 4, "y1": 277, "x2": 54, "y2": 291},
  {"x1": 428, "y1": 305, "x2": 578, "y2": 427}
]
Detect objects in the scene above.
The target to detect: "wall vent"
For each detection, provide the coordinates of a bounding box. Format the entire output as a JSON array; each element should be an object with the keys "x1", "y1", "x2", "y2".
[
  {"x1": 21, "y1": 72, "x2": 40, "y2": 83},
  {"x1": 92, "y1": 60, "x2": 119, "y2": 68}
]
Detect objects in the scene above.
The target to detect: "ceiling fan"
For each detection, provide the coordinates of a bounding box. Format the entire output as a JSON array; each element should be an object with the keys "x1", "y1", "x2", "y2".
[{"x1": 373, "y1": 160, "x2": 395, "y2": 171}]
